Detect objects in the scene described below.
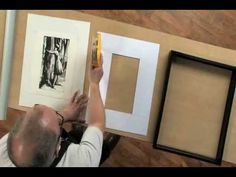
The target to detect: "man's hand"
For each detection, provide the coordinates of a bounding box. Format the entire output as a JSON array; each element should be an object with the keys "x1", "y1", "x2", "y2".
[
  {"x1": 62, "y1": 90, "x2": 88, "y2": 123},
  {"x1": 89, "y1": 55, "x2": 103, "y2": 85}
]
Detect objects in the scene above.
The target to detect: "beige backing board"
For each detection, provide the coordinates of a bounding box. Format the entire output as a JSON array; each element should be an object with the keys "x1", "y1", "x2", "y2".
[
  {"x1": 105, "y1": 54, "x2": 139, "y2": 114},
  {"x1": 157, "y1": 56, "x2": 231, "y2": 158},
  {"x1": 7, "y1": 10, "x2": 236, "y2": 163}
]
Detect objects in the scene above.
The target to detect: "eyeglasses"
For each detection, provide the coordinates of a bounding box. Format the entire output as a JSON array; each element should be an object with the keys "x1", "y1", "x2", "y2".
[
  {"x1": 55, "y1": 111, "x2": 64, "y2": 127},
  {"x1": 55, "y1": 111, "x2": 64, "y2": 143}
]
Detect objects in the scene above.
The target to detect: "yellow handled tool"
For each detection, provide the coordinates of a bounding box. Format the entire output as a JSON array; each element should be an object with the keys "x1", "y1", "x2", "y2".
[{"x1": 92, "y1": 33, "x2": 102, "y2": 67}]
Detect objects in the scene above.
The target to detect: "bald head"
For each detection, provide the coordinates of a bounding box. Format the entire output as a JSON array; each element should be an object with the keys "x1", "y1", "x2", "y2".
[{"x1": 7, "y1": 105, "x2": 60, "y2": 167}]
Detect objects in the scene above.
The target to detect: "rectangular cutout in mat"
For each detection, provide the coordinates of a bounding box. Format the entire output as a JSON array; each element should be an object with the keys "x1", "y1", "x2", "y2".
[
  {"x1": 153, "y1": 51, "x2": 236, "y2": 164},
  {"x1": 105, "y1": 54, "x2": 139, "y2": 114}
]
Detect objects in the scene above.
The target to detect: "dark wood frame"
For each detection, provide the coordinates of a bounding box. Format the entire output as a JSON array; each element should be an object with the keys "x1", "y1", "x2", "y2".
[{"x1": 153, "y1": 50, "x2": 236, "y2": 165}]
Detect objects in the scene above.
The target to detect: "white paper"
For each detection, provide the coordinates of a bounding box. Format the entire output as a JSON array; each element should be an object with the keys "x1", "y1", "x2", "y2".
[
  {"x1": 19, "y1": 14, "x2": 90, "y2": 110},
  {"x1": 100, "y1": 32, "x2": 160, "y2": 135}
]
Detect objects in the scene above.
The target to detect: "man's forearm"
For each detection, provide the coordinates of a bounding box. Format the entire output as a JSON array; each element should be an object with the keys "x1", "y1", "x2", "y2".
[{"x1": 87, "y1": 83, "x2": 105, "y2": 132}]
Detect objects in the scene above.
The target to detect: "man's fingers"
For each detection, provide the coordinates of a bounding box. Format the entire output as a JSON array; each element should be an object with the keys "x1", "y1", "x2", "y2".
[
  {"x1": 100, "y1": 54, "x2": 103, "y2": 65},
  {"x1": 71, "y1": 90, "x2": 80, "y2": 103},
  {"x1": 78, "y1": 105, "x2": 87, "y2": 123},
  {"x1": 90, "y1": 47, "x2": 97, "y2": 70},
  {"x1": 78, "y1": 102, "x2": 88, "y2": 111},
  {"x1": 79, "y1": 119, "x2": 86, "y2": 124},
  {"x1": 71, "y1": 91, "x2": 78, "y2": 103},
  {"x1": 77, "y1": 100, "x2": 88, "y2": 109},
  {"x1": 76, "y1": 94, "x2": 88, "y2": 104}
]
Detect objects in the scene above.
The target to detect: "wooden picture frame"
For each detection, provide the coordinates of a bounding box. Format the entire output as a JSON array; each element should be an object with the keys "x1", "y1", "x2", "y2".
[{"x1": 153, "y1": 51, "x2": 236, "y2": 164}]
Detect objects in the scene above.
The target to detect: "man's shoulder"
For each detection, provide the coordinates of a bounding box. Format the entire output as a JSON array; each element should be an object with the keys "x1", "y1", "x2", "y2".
[
  {"x1": 57, "y1": 126, "x2": 103, "y2": 167},
  {"x1": 0, "y1": 133, "x2": 9, "y2": 144},
  {"x1": 83, "y1": 126, "x2": 103, "y2": 138},
  {"x1": 0, "y1": 133, "x2": 15, "y2": 167}
]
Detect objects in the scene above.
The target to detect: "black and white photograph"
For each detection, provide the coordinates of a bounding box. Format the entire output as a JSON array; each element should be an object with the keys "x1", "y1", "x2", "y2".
[{"x1": 39, "y1": 36, "x2": 70, "y2": 92}]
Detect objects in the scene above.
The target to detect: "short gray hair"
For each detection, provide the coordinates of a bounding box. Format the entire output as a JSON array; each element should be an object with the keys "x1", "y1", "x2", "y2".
[{"x1": 7, "y1": 110, "x2": 59, "y2": 167}]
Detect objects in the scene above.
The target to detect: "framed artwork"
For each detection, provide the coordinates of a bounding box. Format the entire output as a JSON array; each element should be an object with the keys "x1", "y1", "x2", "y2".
[
  {"x1": 153, "y1": 51, "x2": 236, "y2": 164},
  {"x1": 19, "y1": 14, "x2": 90, "y2": 110},
  {"x1": 99, "y1": 32, "x2": 160, "y2": 135}
]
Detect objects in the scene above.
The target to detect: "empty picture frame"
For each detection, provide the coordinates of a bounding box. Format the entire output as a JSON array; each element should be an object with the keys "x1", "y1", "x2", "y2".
[
  {"x1": 153, "y1": 51, "x2": 236, "y2": 164},
  {"x1": 19, "y1": 14, "x2": 90, "y2": 110},
  {"x1": 99, "y1": 32, "x2": 160, "y2": 135}
]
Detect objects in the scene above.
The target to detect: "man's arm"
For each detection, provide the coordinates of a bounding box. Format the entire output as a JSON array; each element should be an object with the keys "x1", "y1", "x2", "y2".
[
  {"x1": 60, "y1": 56, "x2": 105, "y2": 132},
  {"x1": 87, "y1": 58, "x2": 105, "y2": 132},
  {"x1": 56, "y1": 55, "x2": 105, "y2": 167}
]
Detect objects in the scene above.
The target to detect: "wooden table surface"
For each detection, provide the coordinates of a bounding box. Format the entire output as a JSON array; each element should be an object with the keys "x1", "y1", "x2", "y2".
[{"x1": 1, "y1": 10, "x2": 236, "y2": 167}]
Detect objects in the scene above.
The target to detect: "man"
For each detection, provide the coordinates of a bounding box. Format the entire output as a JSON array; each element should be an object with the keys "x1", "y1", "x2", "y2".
[{"x1": 0, "y1": 56, "x2": 120, "y2": 167}]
